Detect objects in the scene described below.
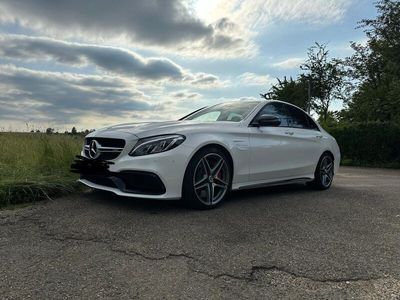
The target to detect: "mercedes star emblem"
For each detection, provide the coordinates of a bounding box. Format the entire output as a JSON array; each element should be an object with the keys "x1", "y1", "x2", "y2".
[{"x1": 89, "y1": 140, "x2": 101, "y2": 159}]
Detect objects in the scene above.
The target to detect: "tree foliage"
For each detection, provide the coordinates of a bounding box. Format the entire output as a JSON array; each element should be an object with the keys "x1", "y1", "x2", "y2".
[
  {"x1": 326, "y1": 122, "x2": 400, "y2": 167},
  {"x1": 342, "y1": 0, "x2": 400, "y2": 122},
  {"x1": 300, "y1": 43, "x2": 345, "y2": 122},
  {"x1": 45, "y1": 128, "x2": 54, "y2": 135},
  {"x1": 260, "y1": 76, "x2": 309, "y2": 111},
  {"x1": 262, "y1": 43, "x2": 345, "y2": 121}
]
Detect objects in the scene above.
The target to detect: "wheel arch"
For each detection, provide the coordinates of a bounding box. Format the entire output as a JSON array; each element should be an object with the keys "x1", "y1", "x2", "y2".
[
  {"x1": 321, "y1": 150, "x2": 334, "y2": 160},
  {"x1": 183, "y1": 143, "x2": 235, "y2": 194},
  {"x1": 186, "y1": 143, "x2": 234, "y2": 176}
]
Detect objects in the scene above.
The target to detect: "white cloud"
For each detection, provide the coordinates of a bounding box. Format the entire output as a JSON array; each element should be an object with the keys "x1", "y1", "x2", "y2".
[
  {"x1": 0, "y1": 64, "x2": 214, "y2": 129},
  {"x1": 0, "y1": 0, "x2": 353, "y2": 60},
  {"x1": 0, "y1": 34, "x2": 224, "y2": 86},
  {"x1": 170, "y1": 91, "x2": 202, "y2": 99},
  {"x1": 196, "y1": 0, "x2": 351, "y2": 29},
  {"x1": 273, "y1": 58, "x2": 304, "y2": 70},
  {"x1": 0, "y1": 65, "x2": 153, "y2": 125},
  {"x1": 189, "y1": 0, "x2": 352, "y2": 57},
  {"x1": 0, "y1": 0, "x2": 256, "y2": 58},
  {"x1": 186, "y1": 73, "x2": 220, "y2": 86},
  {"x1": 238, "y1": 72, "x2": 274, "y2": 86}
]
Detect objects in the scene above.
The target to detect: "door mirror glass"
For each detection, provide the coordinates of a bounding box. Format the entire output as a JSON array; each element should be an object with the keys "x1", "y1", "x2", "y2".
[{"x1": 255, "y1": 114, "x2": 281, "y2": 127}]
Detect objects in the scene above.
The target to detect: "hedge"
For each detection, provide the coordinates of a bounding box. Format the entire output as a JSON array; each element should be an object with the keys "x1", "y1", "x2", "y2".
[{"x1": 325, "y1": 122, "x2": 400, "y2": 168}]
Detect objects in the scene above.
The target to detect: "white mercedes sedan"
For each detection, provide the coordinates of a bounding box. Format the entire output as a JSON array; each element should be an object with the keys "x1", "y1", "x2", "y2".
[{"x1": 71, "y1": 100, "x2": 340, "y2": 209}]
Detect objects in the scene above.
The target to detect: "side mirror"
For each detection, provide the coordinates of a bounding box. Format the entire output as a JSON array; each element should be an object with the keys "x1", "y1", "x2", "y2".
[{"x1": 255, "y1": 114, "x2": 281, "y2": 127}]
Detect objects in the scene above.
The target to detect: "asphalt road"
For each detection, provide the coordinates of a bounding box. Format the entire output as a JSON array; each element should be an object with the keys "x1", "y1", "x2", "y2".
[{"x1": 1, "y1": 167, "x2": 400, "y2": 299}]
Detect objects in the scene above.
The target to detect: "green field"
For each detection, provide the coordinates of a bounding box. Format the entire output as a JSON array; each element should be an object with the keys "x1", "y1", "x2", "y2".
[{"x1": 0, "y1": 133, "x2": 83, "y2": 208}]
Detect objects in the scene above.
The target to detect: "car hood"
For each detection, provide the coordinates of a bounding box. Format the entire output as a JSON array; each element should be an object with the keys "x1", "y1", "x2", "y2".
[{"x1": 90, "y1": 120, "x2": 239, "y2": 139}]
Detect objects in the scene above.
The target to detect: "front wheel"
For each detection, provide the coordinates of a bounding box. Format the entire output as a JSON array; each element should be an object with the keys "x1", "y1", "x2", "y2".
[
  {"x1": 308, "y1": 153, "x2": 335, "y2": 190},
  {"x1": 182, "y1": 147, "x2": 232, "y2": 209}
]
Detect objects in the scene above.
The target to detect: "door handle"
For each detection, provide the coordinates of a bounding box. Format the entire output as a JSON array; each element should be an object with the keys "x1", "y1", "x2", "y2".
[
  {"x1": 316, "y1": 135, "x2": 323, "y2": 139},
  {"x1": 284, "y1": 131, "x2": 294, "y2": 136}
]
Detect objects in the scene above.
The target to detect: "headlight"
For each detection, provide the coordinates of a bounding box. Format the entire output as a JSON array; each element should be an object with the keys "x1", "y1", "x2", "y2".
[{"x1": 129, "y1": 134, "x2": 185, "y2": 156}]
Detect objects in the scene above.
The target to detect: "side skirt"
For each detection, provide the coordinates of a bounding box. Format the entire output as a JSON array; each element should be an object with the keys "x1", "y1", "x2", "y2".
[{"x1": 237, "y1": 177, "x2": 313, "y2": 191}]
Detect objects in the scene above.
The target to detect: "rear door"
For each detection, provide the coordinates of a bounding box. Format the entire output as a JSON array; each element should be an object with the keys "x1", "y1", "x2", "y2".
[{"x1": 280, "y1": 103, "x2": 323, "y2": 177}]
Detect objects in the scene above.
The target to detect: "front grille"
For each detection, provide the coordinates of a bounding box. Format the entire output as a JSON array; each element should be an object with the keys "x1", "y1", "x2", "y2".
[
  {"x1": 85, "y1": 137, "x2": 125, "y2": 148},
  {"x1": 84, "y1": 137, "x2": 126, "y2": 160}
]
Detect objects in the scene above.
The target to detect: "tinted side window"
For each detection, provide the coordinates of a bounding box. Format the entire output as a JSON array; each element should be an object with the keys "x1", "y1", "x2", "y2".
[
  {"x1": 306, "y1": 115, "x2": 320, "y2": 131},
  {"x1": 284, "y1": 104, "x2": 309, "y2": 129},
  {"x1": 257, "y1": 103, "x2": 289, "y2": 127}
]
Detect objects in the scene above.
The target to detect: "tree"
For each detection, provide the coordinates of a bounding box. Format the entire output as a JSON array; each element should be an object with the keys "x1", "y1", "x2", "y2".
[
  {"x1": 343, "y1": 0, "x2": 400, "y2": 122},
  {"x1": 300, "y1": 43, "x2": 345, "y2": 123},
  {"x1": 71, "y1": 126, "x2": 77, "y2": 135},
  {"x1": 261, "y1": 43, "x2": 345, "y2": 120},
  {"x1": 260, "y1": 76, "x2": 309, "y2": 111},
  {"x1": 45, "y1": 128, "x2": 54, "y2": 134},
  {"x1": 318, "y1": 111, "x2": 340, "y2": 128}
]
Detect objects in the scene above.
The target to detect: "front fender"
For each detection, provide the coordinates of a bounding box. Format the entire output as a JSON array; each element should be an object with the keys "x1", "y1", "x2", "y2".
[{"x1": 183, "y1": 132, "x2": 250, "y2": 185}]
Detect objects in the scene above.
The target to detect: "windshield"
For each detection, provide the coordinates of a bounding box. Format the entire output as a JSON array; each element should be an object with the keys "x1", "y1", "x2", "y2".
[{"x1": 182, "y1": 101, "x2": 260, "y2": 122}]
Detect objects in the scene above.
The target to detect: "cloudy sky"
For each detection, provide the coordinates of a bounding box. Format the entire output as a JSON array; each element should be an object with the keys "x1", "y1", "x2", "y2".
[{"x1": 0, "y1": 0, "x2": 376, "y2": 131}]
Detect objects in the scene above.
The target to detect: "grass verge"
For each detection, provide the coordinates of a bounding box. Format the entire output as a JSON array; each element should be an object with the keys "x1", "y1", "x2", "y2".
[{"x1": 0, "y1": 132, "x2": 83, "y2": 208}]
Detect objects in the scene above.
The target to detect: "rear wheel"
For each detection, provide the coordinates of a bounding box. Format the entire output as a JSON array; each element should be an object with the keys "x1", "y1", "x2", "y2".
[
  {"x1": 308, "y1": 153, "x2": 334, "y2": 190},
  {"x1": 182, "y1": 147, "x2": 232, "y2": 209}
]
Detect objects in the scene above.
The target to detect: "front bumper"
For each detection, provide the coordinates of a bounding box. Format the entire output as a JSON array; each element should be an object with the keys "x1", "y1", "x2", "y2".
[
  {"x1": 71, "y1": 145, "x2": 193, "y2": 200},
  {"x1": 79, "y1": 178, "x2": 169, "y2": 199},
  {"x1": 81, "y1": 171, "x2": 166, "y2": 195}
]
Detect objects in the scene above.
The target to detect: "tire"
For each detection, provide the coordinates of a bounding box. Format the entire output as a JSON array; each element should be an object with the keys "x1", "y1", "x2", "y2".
[
  {"x1": 308, "y1": 152, "x2": 335, "y2": 190},
  {"x1": 182, "y1": 147, "x2": 232, "y2": 209}
]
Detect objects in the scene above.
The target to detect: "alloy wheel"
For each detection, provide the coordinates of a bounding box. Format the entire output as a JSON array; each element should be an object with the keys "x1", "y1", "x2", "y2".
[
  {"x1": 193, "y1": 153, "x2": 229, "y2": 206},
  {"x1": 320, "y1": 156, "x2": 334, "y2": 187}
]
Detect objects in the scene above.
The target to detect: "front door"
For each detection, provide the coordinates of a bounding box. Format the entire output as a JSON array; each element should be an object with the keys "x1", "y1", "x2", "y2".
[{"x1": 249, "y1": 102, "x2": 299, "y2": 182}]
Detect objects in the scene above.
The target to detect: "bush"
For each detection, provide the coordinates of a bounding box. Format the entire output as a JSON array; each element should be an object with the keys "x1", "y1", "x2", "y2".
[{"x1": 325, "y1": 122, "x2": 400, "y2": 168}]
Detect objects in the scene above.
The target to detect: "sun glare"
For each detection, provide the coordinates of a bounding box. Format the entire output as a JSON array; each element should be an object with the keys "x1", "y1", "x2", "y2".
[{"x1": 193, "y1": 0, "x2": 220, "y2": 22}]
